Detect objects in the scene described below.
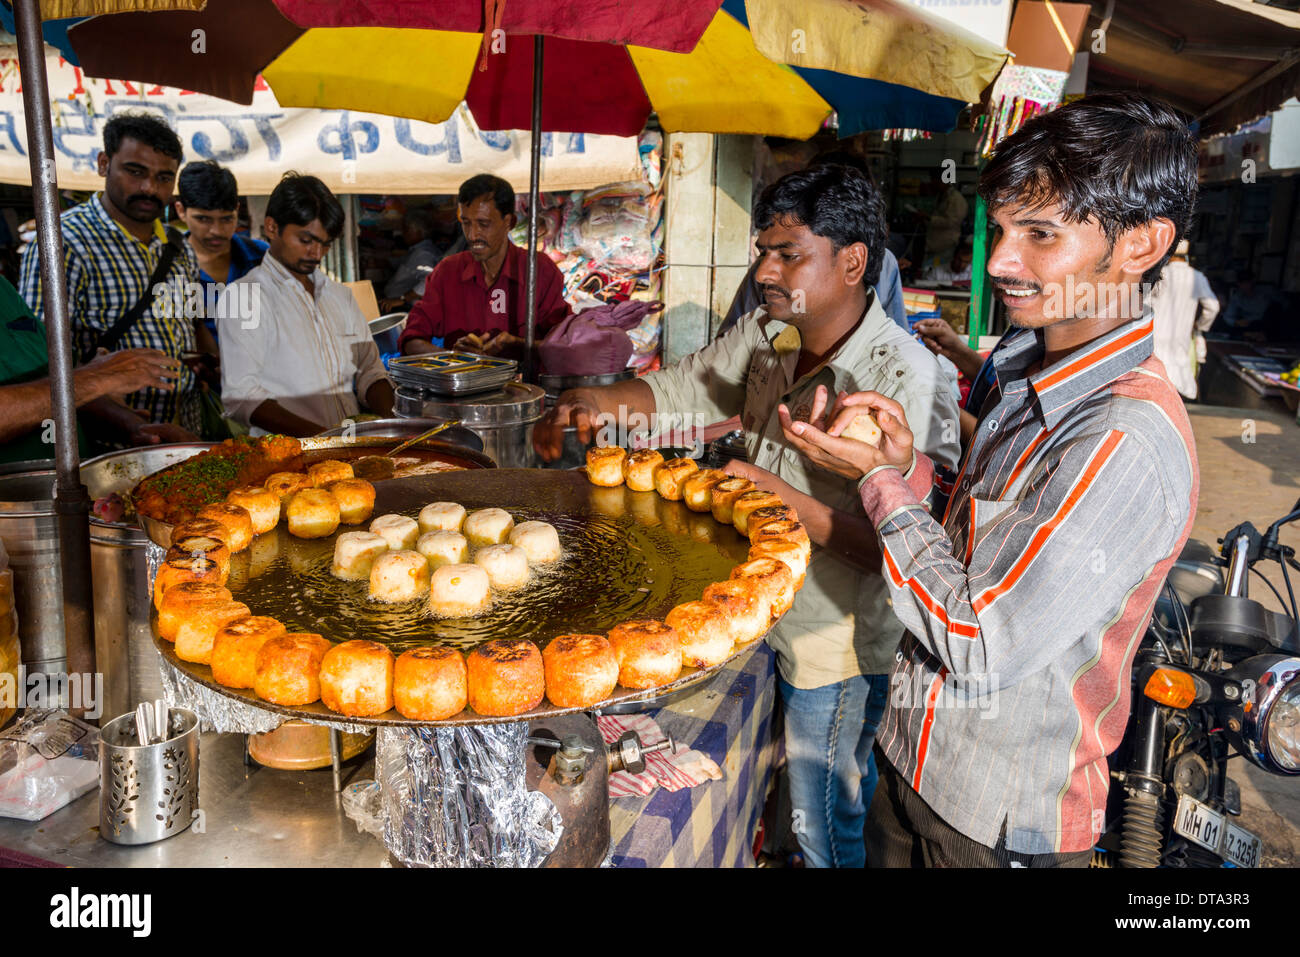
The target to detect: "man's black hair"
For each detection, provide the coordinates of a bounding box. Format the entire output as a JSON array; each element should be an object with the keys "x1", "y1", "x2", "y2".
[
  {"x1": 978, "y1": 91, "x2": 1197, "y2": 286},
  {"x1": 177, "y1": 160, "x2": 238, "y2": 211},
  {"x1": 457, "y1": 174, "x2": 515, "y2": 220},
  {"x1": 265, "y1": 172, "x2": 345, "y2": 238},
  {"x1": 753, "y1": 163, "x2": 887, "y2": 288},
  {"x1": 102, "y1": 111, "x2": 183, "y2": 163}
]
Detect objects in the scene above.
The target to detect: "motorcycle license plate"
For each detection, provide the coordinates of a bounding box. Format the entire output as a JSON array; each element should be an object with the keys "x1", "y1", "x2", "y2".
[{"x1": 1173, "y1": 794, "x2": 1261, "y2": 867}]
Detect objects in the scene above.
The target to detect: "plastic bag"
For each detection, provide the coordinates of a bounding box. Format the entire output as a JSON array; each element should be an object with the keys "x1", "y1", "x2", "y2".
[
  {"x1": 0, "y1": 710, "x2": 101, "y2": 821},
  {"x1": 538, "y1": 300, "x2": 663, "y2": 376},
  {"x1": 341, "y1": 778, "x2": 384, "y2": 840}
]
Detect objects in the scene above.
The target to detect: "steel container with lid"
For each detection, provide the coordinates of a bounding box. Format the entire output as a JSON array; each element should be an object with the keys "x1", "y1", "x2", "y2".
[{"x1": 394, "y1": 382, "x2": 545, "y2": 468}]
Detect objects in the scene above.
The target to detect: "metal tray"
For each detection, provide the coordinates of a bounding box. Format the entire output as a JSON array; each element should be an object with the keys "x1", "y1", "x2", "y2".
[
  {"x1": 154, "y1": 468, "x2": 780, "y2": 726},
  {"x1": 387, "y1": 352, "x2": 517, "y2": 396}
]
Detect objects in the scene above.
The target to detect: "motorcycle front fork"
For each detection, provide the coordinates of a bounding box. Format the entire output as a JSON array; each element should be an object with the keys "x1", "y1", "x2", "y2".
[{"x1": 1119, "y1": 696, "x2": 1167, "y2": 868}]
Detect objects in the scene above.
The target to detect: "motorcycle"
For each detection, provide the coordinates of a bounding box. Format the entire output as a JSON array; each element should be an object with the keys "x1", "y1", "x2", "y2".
[{"x1": 1096, "y1": 498, "x2": 1300, "y2": 868}]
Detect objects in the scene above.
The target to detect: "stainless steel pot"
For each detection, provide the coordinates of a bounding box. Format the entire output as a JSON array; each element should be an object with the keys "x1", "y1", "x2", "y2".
[
  {"x1": 0, "y1": 468, "x2": 62, "y2": 675},
  {"x1": 394, "y1": 382, "x2": 545, "y2": 468},
  {"x1": 83, "y1": 444, "x2": 211, "y2": 723}
]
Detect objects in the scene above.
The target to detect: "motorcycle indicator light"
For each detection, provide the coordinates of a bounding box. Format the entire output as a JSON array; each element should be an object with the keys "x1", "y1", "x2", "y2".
[{"x1": 1143, "y1": 668, "x2": 1197, "y2": 709}]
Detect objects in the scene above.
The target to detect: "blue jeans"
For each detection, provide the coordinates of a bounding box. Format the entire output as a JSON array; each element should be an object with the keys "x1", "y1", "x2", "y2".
[{"x1": 779, "y1": 673, "x2": 890, "y2": 868}]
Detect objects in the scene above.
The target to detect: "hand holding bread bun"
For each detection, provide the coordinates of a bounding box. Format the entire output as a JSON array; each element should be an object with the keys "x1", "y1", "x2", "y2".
[{"x1": 777, "y1": 385, "x2": 914, "y2": 481}]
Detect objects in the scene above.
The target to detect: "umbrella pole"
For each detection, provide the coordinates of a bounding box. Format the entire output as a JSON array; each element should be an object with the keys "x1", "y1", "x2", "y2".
[
  {"x1": 523, "y1": 34, "x2": 543, "y2": 383},
  {"x1": 14, "y1": 0, "x2": 96, "y2": 711}
]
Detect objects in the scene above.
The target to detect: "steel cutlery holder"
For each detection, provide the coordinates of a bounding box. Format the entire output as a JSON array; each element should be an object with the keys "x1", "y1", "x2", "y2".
[{"x1": 98, "y1": 706, "x2": 199, "y2": 845}]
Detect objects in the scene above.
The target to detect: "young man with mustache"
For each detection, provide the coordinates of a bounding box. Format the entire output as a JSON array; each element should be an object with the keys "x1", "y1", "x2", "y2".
[
  {"x1": 535, "y1": 164, "x2": 960, "y2": 868},
  {"x1": 217, "y1": 173, "x2": 393, "y2": 437},
  {"x1": 20, "y1": 111, "x2": 200, "y2": 444},
  {"x1": 781, "y1": 92, "x2": 1200, "y2": 867}
]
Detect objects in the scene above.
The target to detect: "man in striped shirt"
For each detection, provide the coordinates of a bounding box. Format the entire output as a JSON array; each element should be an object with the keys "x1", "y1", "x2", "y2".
[
  {"x1": 20, "y1": 112, "x2": 200, "y2": 440},
  {"x1": 780, "y1": 92, "x2": 1200, "y2": 866}
]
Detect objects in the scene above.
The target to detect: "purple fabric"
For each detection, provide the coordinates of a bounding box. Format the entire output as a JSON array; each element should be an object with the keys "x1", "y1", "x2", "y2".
[{"x1": 539, "y1": 300, "x2": 661, "y2": 376}]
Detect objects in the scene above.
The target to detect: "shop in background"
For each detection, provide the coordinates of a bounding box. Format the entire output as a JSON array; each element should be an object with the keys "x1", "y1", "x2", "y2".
[{"x1": 355, "y1": 131, "x2": 665, "y2": 370}]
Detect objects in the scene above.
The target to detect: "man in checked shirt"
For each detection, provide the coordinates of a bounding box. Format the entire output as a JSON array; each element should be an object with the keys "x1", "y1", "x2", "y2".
[{"x1": 781, "y1": 92, "x2": 1200, "y2": 867}]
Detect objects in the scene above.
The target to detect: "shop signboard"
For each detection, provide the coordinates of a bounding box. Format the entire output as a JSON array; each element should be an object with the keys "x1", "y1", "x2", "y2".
[{"x1": 0, "y1": 51, "x2": 642, "y2": 194}]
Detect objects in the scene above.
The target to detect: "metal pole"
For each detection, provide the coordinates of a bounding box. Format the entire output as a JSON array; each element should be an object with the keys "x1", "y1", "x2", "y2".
[
  {"x1": 523, "y1": 34, "x2": 543, "y2": 383},
  {"x1": 13, "y1": 0, "x2": 96, "y2": 706}
]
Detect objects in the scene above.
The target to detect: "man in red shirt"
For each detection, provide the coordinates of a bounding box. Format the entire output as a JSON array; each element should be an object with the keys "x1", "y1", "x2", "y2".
[{"x1": 398, "y1": 174, "x2": 571, "y2": 361}]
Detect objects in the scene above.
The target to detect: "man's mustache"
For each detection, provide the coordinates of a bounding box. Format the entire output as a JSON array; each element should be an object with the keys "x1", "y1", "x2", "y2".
[
  {"x1": 989, "y1": 275, "x2": 1041, "y2": 292},
  {"x1": 127, "y1": 194, "x2": 161, "y2": 208},
  {"x1": 761, "y1": 284, "x2": 792, "y2": 299}
]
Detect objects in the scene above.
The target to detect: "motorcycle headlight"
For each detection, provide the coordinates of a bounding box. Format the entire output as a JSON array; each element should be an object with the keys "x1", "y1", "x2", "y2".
[{"x1": 1226, "y1": 655, "x2": 1300, "y2": 775}]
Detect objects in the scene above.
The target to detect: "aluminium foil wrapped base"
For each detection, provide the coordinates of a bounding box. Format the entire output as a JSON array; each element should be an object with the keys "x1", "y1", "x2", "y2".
[{"x1": 377, "y1": 723, "x2": 562, "y2": 868}]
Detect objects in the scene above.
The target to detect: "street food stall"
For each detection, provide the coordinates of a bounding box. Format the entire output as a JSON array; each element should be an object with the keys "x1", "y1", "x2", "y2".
[
  {"x1": 0, "y1": 420, "x2": 790, "y2": 867},
  {"x1": 0, "y1": 0, "x2": 1007, "y2": 872}
]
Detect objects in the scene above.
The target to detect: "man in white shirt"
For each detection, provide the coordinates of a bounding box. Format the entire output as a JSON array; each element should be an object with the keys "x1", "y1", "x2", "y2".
[
  {"x1": 1147, "y1": 240, "x2": 1219, "y2": 399},
  {"x1": 217, "y1": 174, "x2": 393, "y2": 436}
]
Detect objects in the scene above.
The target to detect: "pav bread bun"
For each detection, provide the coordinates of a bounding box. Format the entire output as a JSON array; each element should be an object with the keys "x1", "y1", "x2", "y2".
[
  {"x1": 665, "y1": 600, "x2": 735, "y2": 668},
  {"x1": 170, "y1": 518, "x2": 232, "y2": 549},
  {"x1": 730, "y1": 557, "x2": 795, "y2": 617},
  {"x1": 196, "y1": 503, "x2": 254, "y2": 553},
  {"x1": 224, "y1": 486, "x2": 281, "y2": 535},
  {"x1": 416, "y1": 530, "x2": 470, "y2": 570},
  {"x1": 586, "y1": 446, "x2": 627, "y2": 487},
  {"x1": 328, "y1": 478, "x2": 376, "y2": 525},
  {"x1": 702, "y1": 579, "x2": 771, "y2": 645},
  {"x1": 174, "y1": 599, "x2": 252, "y2": 665},
  {"x1": 751, "y1": 519, "x2": 812, "y2": 563},
  {"x1": 331, "y1": 531, "x2": 389, "y2": 581},
  {"x1": 543, "y1": 634, "x2": 618, "y2": 708},
  {"x1": 153, "y1": 556, "x2": 226, "y2": 610},
  {"x1": 464, "y1": 508, "x2": 515, "y2": 547},
  {"x1": 508, "y1": 521, "x2": 562, "y2": 564},
  {"x1": 841, "y1": 412, "x2": 882, "y2": 447},
  {"x1": 211, "y1": 615, "x2": 287, "y2": 689},
  {"x1": 607, "y1": 620, "x2": 683, "y2": 689},
  {"x1": 319, "y1": 639, "x2": 394, "y2": 717},
  {"x1": 368, "y1": 550, "x2": 431, "y2": 603},
  {"x1": 474, "y1": 544, "x2": 530, "y2": 590},
  {"x1": 263, "y1": 471, "x2": 312, "y2": 509},
  {"x1": 417, "y1": 501, "x2": 466, "y2": 534},
  {"x1": 286, "y1": 488, "x2": 341, "y2": 539},
  {"x1": 466, "y1": 639, "x2": 545, "y2": 716},
  {"x1": 623, "y1": 449, "x2": 665, "y2": 492},
  {"x1": 429, "y1": 563, "x2": 492, "y2": 616},
  {"x1": 681, "y1": 468, "x2": 728, "y2": 512},
  {"x1": 369, "y1": 513, "x2": 419, "y2": 551},
  {"x1": 164, "y1": 533, "x2": 231, "y2": 578},
  {"x1": 731, "y1": 490, "x2": 784, "y2": 537},
  {"x1": 157, "y1": 581, "x2": 233, "y2": 642},
  {"x1": 710, "y1": 477, "x2": 755, "y2": 524},
  {"x1": 308, "y1": 459, "x2": 354, "y2": 487},
  {"x1": 254, "y1": 633, "x2": 332, "y2": 706},
  {"x1": 653, "y1": 457, "x2": 699, "y2": 501},
  {"x1": 748, "y1": 540, "x2": 808, "y2": 589},
  {"x1": 393, "y1": 646, "x2": 467, "y2": 720},
  {"x1": 746, "y1": 505, "x2": 800, "y2": 542}
]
